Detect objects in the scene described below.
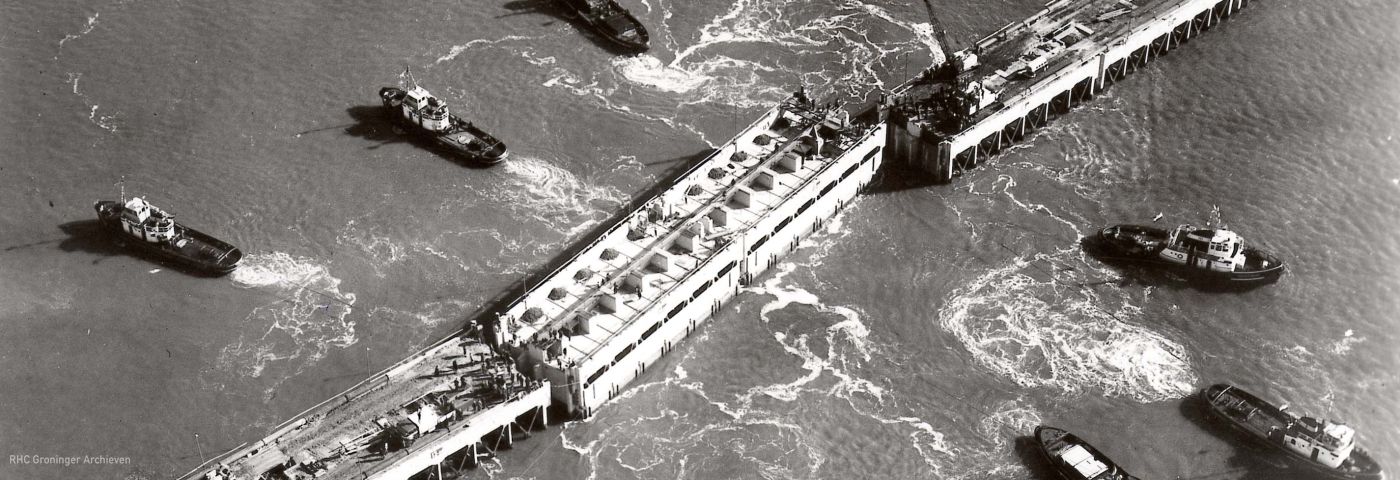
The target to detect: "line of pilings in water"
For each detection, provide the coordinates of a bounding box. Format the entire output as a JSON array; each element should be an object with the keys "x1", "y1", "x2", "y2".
[
  {"x1": 886, "y1": 0, "x2": 1250, "y2": 182},
  {"x1": 400, "y1": 401, "x2": 549, "y2": 480}
]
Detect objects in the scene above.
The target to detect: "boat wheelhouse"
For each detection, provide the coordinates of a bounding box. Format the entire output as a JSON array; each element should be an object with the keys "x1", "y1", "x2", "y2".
[
  {"x1": 116, "y1": 197, "x2": 176, "y2": 243},
  {"x1": 379, "y1": 85, "x2": 508, "y2": 165},
  {"x1": 1089, "y1": 224, "x2": 1284, "y2": 285},
  {"x1": 1201, "y1": 384, "x2": 1385, "y2": 480},
  {"x1": 94, "y1": 197, "x2": 242, "y2": 275}
]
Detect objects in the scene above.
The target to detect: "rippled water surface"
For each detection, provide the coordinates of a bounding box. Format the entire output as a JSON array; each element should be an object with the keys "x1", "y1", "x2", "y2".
[{"x1": 1, "y1": 0, "x2": 1397, "y2": 479}]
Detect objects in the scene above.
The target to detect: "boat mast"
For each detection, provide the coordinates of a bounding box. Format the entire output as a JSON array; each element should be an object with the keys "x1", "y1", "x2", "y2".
[{"x1": 403, "y1": 65, "x2": 419, "y2": 90}]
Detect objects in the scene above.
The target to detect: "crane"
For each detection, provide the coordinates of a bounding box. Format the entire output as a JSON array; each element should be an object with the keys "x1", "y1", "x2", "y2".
[
  {"x1": 916, "y1": 0, "x2": 974, "y2": 126},
  {"x1": 920, "y1": 0, "x2": 957, "y2": 70}
]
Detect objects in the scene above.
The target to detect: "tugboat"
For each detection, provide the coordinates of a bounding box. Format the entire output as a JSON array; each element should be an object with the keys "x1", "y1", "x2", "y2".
[
  {"x1": 556, "y1": 0, "x2": 650, "y2": 52},
  {"x1": 1034, "y1": 426, "x2": 1140, "y2": 480},
  {"x1": 1201, "y1": 384, "x2": 1385, "y2": 480},
  {"x1": 379, "y1": 79, "x2": 508, "y2": 165},
  {"x1": 94, "y1": 197, "x2": 242, "y2": 275},
  {"x1": 1087, "y1": 224, "x2": 1284, "y2": 285}
]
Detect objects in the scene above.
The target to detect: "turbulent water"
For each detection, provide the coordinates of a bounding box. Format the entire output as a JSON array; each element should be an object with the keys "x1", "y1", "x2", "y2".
[{"x1": 1, "y1": 0, "x2": 1397, "y2": 479}]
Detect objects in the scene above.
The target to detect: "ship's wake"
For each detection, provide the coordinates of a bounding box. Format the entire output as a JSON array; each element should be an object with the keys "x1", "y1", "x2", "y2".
[
  {"x1": 611, "y1": 0, "x2": 941, "y2": 105},
  {"x1": 335, "y1": 219, "x2": 473, "y2": 279},
  {"x1": 555, "y1": 203, "x2": 978, "y2": 478},
  {"x1": 939, "y1": 251, "x2": 1197, "y2": 403},
  {"x1": 556, "y1": 335, "x2": 831, "y2": 480},
  {"x1": 738, "y1": 258, "x2": 966, "y2": 476},
  {"x1": 56, "y1": 9, "x2": 103, "y2": 57},
  {"x1": 527, "y1": 0, "x2": 947, "y2": 150},
  {"x1": 329, "y1": 155, "x2": 628, "y2": 283},
  {"x1": 497, "y1": 155, "x2": 627, "y2": 241},
  {"x1": 432, "y1": 35, "x2": 546, "y2": 65},
  {"x1": 1004, "y1": 97, "x2": 1157, "y2": 202},
  {"x1": 66, "y1": 73, "x2": 120, "y2": 134},
  {"x1": 217, "y1": 252, "x2": 357, "y2": 394}
]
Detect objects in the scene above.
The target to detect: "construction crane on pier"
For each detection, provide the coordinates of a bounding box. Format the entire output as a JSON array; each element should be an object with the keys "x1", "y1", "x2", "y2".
[
  {"x1": 915, "y1": 0, "x2": 978, "y2": 128},
  {"x1": 921, "y1": 0, "x2": 957, "y2": 73}
]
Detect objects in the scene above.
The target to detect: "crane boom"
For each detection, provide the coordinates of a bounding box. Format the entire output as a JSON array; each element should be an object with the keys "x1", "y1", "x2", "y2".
[{"x1": 920, "y1": 0, "x2": 955, "y2": 65}]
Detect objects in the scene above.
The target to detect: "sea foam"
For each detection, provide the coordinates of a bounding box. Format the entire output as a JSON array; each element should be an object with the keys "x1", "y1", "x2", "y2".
[
  {"x1": 939, "y1": 255, "x2": 1197, "y2": 403},
  {"x1": 220, "y1": 252, "x2": 357, "y2": 383}
]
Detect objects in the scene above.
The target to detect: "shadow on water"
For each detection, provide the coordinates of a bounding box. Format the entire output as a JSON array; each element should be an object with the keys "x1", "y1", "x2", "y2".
[
  {"x1": 56, "y1": 219, "x2": 226, "y2": 277},
  {"x1": 850, "y1": 99, "x2": 953, "y2": 196},
  {"x1": 2, "y1": 237, "x2": 64, "y2": 254},
  {"x1": 866, "y1": 161, "x2": 947, "y2": 194},
  {"x1": 344, "y1": 105, "x2": 496, "y2": 170},
  {"x1": 499, "y1": 0, "x2": 643, "y2": 56},
  {"x1": 1015, "y1": 435, "x2": 1058, "y2": 480},
  {"x1": 58, "y1": 219, "x2": 125, "y2": 261}
]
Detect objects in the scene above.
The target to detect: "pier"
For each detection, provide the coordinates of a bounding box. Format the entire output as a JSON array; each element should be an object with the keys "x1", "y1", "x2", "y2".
[
  {"x1": 189, "y1": 333, "x2": 550, "y2": 480},
  {"x1": 884, "y1": 0, "x2": 1250, "y2": 181},
  {"x1": 181, "y1": 0, "x2": 1249, "y2": 478}
]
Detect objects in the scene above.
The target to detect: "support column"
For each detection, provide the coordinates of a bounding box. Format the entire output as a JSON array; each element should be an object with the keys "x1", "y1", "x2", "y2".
[
  {"x1": 937, "y1": 141, "x2": 953, "y2": 182},
  {"x1": 1096, "y1": 53, "x2": 1107, "y2": 92}
]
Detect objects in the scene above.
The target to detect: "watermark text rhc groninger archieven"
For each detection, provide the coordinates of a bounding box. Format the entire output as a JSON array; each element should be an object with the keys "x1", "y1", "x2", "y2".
[{"x1": 9, "y1": 454, "x2": 131, "y2": 467}]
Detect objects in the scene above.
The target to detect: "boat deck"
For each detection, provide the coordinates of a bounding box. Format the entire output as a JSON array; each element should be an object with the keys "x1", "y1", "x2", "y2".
[
  {"x1": 1208, "y1": 387, "x2": 1288, "y2": 437},
  {"x1": 172, "y1": 226, "x2": 241, "y2": 265},
  {"x1": 438, "y1": 117, "x2": 504, "y2": 152}
]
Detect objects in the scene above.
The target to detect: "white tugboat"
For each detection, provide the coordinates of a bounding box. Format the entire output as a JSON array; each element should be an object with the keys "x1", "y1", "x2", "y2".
[
  {"x1": 378, "y1": 72, "x2": 508, "y2": 165},
  {"x1": 1088, "y1": 224, "x2": 1284, "y2": 285},
  {"x1": 1202, "y1": 383, "x2": 1385, "y2": 480},
  {"x1": 93, "y1": 197, "x2": 242, "y2": 275}
]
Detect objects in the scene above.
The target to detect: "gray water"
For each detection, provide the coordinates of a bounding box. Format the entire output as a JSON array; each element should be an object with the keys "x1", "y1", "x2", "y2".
[{"x1": 1, "y1": 0, "x2": 1397, "y2": 479}]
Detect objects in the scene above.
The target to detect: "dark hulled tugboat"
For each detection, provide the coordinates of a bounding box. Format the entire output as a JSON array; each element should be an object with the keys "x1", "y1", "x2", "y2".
[
  {"x1": 556, "y1": 0, "x2": 649, "y2": 52},
  {"x1": 1201, "y1": 384, "x2": 1385, "y2": 480},
  {"x1": 1034, "y1": 426, "x2": 1140, "y2": 480},
  {"x1": 379, "y1": 83, "x2": 508, "y2": 165},
  {"x1": 94, "y1": 197, "x2": 242, "y2": 275},
  {"x1": 1087, "y1": 224, "x2": 1284, "y2": 285}
]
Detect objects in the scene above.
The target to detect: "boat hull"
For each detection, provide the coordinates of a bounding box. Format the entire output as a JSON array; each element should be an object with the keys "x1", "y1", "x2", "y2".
[
  {"x1": 1034, "y1": 425, "x2": 1139, "y2": 480},
  {"x1": 1200, "y1": 384, "x2": 1385, "y2": 480},
  {"x1": 1085, "y1": 225, "x2": 1285, "y2": 285},
  {"x1": 378, "y1": 87, "x2": 509, "y2": 165},
  {"x1": 556, "y1": 0, "x2": 649, "y2": 52},
  {"x1": 94, "y1": 201, "x2": 242, "y2": 276}
]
